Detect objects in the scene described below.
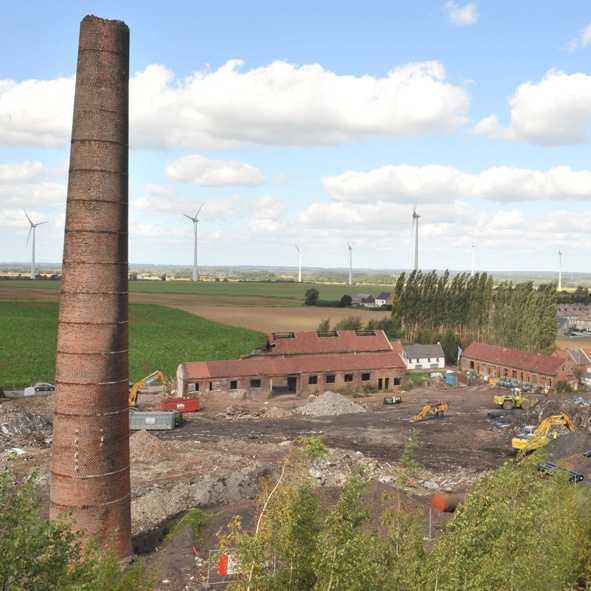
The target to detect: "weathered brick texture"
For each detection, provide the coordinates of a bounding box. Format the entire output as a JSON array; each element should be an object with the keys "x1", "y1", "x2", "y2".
[{"x1": 50, "y1": 15, "x2": 132, "y2": 560}]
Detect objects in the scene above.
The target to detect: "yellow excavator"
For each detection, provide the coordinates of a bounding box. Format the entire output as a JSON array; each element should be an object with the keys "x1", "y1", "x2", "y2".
[
  {"x1": 511, "y1": 414, "x2": 575, "y2": 452},
  {"x1": 128, "y1": 370, "x2": 170, "y2": 408},
  {"x1": 413, "y1": 402, "x2": 449, "y2": 423}
]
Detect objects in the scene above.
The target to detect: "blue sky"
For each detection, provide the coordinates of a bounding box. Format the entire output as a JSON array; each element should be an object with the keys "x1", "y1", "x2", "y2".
[{"x1": 2, "y1": 1, "x2": 591, "y2": 274}]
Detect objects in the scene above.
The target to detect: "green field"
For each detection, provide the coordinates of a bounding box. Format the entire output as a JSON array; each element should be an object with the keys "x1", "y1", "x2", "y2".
[
  {"x1": 0, "y1": 279, "x2": 393, "y2": 301},
  {"x1": 0, "y1": 301, "x2": 265, "y2": 389}
]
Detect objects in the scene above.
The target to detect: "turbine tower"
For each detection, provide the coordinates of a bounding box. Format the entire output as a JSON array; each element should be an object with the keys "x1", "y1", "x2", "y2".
[
  {"x1": 184, "y1": 204, "x2": 204, "y2": 282},
  {"x1": 471, "y1": 235, "x2": 475, "y2": 277},
  {"x1": 24, "y1": 209, "x2": 47, "y2": 280},
  {"x1": 295, "y1": 244, "x2": 304, "y2": 283},
  {"x1": 347, "y1": 242, "x2": 354, "y2": 286},
  {"x1": 412, "y1": 206, "x2": 420, "y2": 271},
  {"x1": 558, "y1": 248, "x2": 562, "y2": 291}
]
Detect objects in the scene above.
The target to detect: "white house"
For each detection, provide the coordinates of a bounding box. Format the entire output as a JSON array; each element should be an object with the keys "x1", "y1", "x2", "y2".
[
  {"x1": 402, "y1": 343, "x2": 445, "y2": 370},
  {"x1": 374, "y1": 292, "x2": 393, "y2": 307}
]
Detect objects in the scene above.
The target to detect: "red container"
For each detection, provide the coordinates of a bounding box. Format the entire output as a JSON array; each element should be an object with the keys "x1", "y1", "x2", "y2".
[
  {"x1": 431, "y1": 492, "x2": 466, "y2": 513},
  {"x1": 160, "y1": 397, "x2": 200, "y2": 412}
]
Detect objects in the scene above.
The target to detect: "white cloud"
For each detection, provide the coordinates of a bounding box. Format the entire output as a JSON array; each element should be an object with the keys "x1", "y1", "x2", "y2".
[
  {"x1": 130, "y1": 60, "x2": 469, "y2": 149},
  {"x1": 567, "y1": 21, "x2": 591, "y2": 52},
  {"x1": 471, "y1": 70, "x2": 591, "y2": 145},
  {"x1": 0, "y1": 160, "x2": 50, "y2": 183},
  {"x1": 0, "y1": 60, "x2": 469, "y2": 150},
  {"x1": 322, "y1": 164, "x2": 591, "y2": 203},
  {"x1": 253, "y1": 194, "x2": 287, "y2": 219},
  {"x1": 132, "y1": 184, "x2": 198, "y2": 214},
  {"x1": 445, "y1": 2, "x2": 478, "y2": 26},
  {"x1": 165, "y1": 155, "x2": 264, "y2": 186},
  {"x1": 0, "y1": 77, "x2": 74, "y2": 147}
]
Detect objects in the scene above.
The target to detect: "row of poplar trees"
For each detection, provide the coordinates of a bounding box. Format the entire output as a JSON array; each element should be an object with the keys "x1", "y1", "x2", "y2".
[{"x1": 391, "y1": 270, "x2": 558, "y2": 353}]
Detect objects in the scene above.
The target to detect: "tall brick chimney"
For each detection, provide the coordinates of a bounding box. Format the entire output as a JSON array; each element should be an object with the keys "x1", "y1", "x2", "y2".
[{"x1": 50, "y1": 15, "x2": 131, "y2": 559}]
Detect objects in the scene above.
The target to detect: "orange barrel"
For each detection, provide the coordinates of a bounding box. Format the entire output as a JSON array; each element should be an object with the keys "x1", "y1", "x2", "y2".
[{"x1": 431, "y1": 492, "x2": 466, "y2": 512}]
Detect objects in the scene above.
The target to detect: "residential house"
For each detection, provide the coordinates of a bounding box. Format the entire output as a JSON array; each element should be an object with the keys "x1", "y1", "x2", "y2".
[
  {"x1": 556, "y1": 304, "x2": 591, "y2": 330},
  {"x1": 352, "y1": 294, "x2": 376, "y2": 307},
  {"x1": 552, "y1": 348, "x2": 591, "y2": 371},
  {"x1": 460, "y1": 342, "x2": 577, "y2": 389},
  {"x1": 177, "y1": 329, "x2": 407, "y2": 398},
  {"x1": 402, "y1": 343, "x2": 445, "y2": 370},
  {"x1": 374, "y1": 292, "x2": 393, "y2": 307}
]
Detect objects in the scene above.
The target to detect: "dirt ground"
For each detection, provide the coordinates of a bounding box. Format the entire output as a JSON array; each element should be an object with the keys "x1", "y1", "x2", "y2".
[
  {"x1": 3, "y1": 286, "x2": 591, "y2": 589},
  {"x1": 3, "y1": 382, "x2": 591, "y2": 590}
]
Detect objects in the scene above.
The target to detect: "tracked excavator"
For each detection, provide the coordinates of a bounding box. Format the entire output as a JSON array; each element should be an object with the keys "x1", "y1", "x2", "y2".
[
  {"x1": 511, "y1": 414, "x2": 575, "y2": 452},
  {"x1": 413, "y1": 402, "x2": 449, "y2": 423},
  {"x1": 129, "y1": 370, "x2": 170, "y2": 408}
]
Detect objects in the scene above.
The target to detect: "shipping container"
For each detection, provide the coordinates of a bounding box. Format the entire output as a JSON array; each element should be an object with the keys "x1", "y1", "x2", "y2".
[{"x1": 129, "y1": 410, "x2": 176, "y2": 431}]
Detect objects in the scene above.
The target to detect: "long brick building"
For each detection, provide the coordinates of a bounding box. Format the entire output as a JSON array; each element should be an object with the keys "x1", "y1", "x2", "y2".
[
  {"x1": 459, "y1": 342, "x2": 576, "y2": 389},
  {"x1": 176, "y1": 330, "x2": 407, "y2": 398}
]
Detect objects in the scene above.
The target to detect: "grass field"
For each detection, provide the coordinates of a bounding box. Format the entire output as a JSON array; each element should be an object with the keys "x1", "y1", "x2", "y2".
[
  {"x1": 0, "y1": 279, "x2": 393, "y2": 301},
  {"x1": 0, "y1": 301, "x2": 265, "y2": 389}
]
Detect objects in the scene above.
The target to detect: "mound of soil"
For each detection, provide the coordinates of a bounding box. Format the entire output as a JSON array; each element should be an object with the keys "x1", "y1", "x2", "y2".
[{"x1": 295, "y1": 391, "x2": 367, "y2": 416}]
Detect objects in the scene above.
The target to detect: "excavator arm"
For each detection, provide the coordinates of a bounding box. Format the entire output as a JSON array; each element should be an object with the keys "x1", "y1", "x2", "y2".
[
  {"x1": 413, "y1": 402, "x2": 449, "y2": 423},
  {"x1": 128, "y1": 370, "x2": 170, "y2": 407},
  {"x1": 512, "y1": 414, "x2": 574, "y2": 451}
]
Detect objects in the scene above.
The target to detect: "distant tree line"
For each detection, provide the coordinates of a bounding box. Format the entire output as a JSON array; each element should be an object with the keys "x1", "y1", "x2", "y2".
[
  {"x1": 557, "y1": 285, "x2": 591, "y2": 305},
  {"x1": 391, "y1": 270, "x2": 557, "y2": 355},
  {"x1": 317, "y1": 316, "x2": 401, "y2": 340}
]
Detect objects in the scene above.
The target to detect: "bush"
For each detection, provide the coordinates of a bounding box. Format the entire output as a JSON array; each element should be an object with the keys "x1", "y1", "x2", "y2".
[
  {"x1": 0, "y1": 458, "x2": 156, "y2": 590},
  {"x1": 304, "y1": 288, "x2": 319, "y2": 306}
]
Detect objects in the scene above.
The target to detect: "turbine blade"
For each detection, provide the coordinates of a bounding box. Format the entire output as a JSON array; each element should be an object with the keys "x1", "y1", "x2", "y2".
[
  {"x1": 23, "y1": 208, "x2": 34, "y2": 226},
  {"x1": 26, "y1": 226, "x2": 32, "y2": 247}
]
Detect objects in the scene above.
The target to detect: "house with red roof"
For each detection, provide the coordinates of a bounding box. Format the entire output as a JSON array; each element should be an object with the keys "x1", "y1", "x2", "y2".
[
  {"x1": 177, "y1": 330, "x2": 407, "y2": 397},
  {"x1": 459, "y1": 342, "x2": 577, "y2": 389}
]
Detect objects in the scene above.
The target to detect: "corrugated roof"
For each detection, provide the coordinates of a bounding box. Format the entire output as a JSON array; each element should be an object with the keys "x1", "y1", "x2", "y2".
[
  {"x1": 403, "y1": 343, "x2": 444, "y2": 359},
  {"x1": 462, "y1": 342, "x2": 566, "y2": 375},
  {"x1": 180, "y1": 351, "x2": 406, "y2": 381},
  {"x1": 264, "y1": 329, "x2": 393, "y2": 356}
]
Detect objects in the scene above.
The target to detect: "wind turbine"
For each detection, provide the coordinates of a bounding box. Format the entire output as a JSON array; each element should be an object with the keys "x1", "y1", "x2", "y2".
[
  {"x1": 347, "y1": 242, "x2": 354, "y2": 286},
  {"x1": 184, "y1": 204, "x2": 204, "y2": 282},
  {"x1": 558, "y1": 248, "x2": 563, "y2": 291},
  {"x1": 24, "y1": 209, "x2": 47, "y2": 280},
  {"x1": 471, "y1": 235, "x2": 476, "y2": 277},
  {"x1": 295, "y1": 244, "x2": 304, "y2": 283},
  {"x1": 412, "y1": 206, "x2": 420, "y2": 271}
]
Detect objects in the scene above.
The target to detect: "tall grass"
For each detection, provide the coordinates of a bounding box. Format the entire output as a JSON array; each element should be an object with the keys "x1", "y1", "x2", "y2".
[{"x1": 0, "y1": 302, "x2": 265, "y2": 389}]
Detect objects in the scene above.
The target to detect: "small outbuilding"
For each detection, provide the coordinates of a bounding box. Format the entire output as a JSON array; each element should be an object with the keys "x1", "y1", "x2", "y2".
[{"x1": 402, "y1": 343, "x2": 445, "y2": 370}]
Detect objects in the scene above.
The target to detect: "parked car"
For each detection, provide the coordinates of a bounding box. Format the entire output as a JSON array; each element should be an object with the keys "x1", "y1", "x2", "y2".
[{"x1": 34, "y1": 382, "x2": 55, "y2": 392}]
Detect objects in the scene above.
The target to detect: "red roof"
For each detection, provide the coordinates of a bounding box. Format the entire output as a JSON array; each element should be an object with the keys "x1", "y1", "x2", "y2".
[
  {"x1": 262, "y1": 329, "x2": 393, "y2": 356},
  {"x1": 179, "y1": 351, "x2": 405, "y2": 381},
  {"x1": 462, "y1": 342, "x2": 567, "y2": 375}
]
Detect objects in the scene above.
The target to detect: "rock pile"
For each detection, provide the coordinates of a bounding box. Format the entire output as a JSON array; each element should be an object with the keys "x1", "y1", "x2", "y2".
[
  {"x1": 130, "y1": 429, "x2": 169, "y2": 462},
  {"x1": 295, "y1": 391, "x2": 367, "y2": 417},
  {"x1": 0, "y1": 400, "x2": 52, "y2": 449}
]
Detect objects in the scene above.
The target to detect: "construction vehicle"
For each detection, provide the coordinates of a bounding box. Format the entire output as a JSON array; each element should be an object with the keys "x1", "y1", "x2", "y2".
[
  {"x1": 511, "y1": 414, "x2": 575, "y2": 452},
  {"x1": 413, "y1": 402, "x2": 449, "y2": 423},
  {"x1": 129, "y1": 370, "x2": 170, "y2": 408},
  {"x1": 493, "y1": 388, "x2": 535, "y2": 410}
]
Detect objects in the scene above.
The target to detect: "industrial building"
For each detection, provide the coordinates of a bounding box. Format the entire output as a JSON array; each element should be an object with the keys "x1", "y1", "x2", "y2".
[
  {"x1": 177, "y1": 330, "x2": 407, "y2": 398},
  {"x1": 460, "y1": 342, "x2": 577, "y2": 389}
]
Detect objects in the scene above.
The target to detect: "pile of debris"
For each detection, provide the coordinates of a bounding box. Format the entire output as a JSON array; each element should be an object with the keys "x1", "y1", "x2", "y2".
[
  {"x1": 295, "y1": 391, "x2": 367, "y2": 417},
  {"x1": 216, "y1": 406, "x2": 267, "y2": 420},
  {"x1": 130, "y1": 429, "x2": 170, "y2": 462},
  {"x1": 0, "y1": 400, "x2": 53, "y2": 451}
]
